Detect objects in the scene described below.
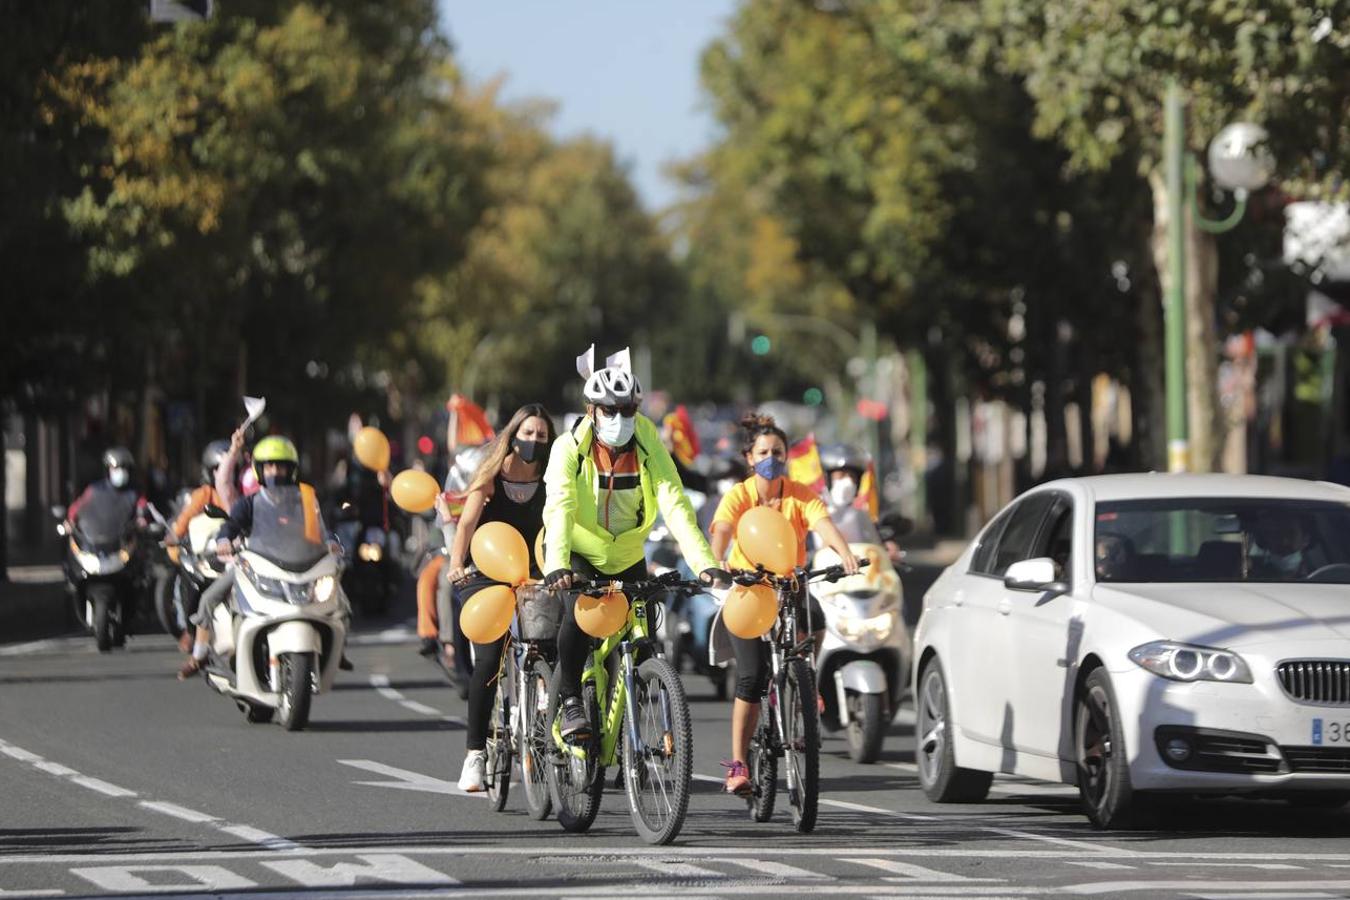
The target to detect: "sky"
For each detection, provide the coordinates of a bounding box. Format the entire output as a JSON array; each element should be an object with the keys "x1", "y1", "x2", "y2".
[{"x1": 438, "y1": 0, "x2": 737, "y2": 212}]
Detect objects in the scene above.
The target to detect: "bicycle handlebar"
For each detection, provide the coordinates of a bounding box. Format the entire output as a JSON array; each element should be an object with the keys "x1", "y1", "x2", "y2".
[
  {"x1": 565, "y1": 570, "x2": 706, "y2": 597},
  {"x1": 729, "y1": 557, "x2": 871, "y2": 587}
]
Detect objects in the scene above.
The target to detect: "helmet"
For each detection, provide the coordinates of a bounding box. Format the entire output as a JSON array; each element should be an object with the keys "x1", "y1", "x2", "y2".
[
  {"x1": 251, "y1": 435, "x2": 299, "y2": 485},
  {"x1": 582, "y1": 367, "x2": 643, "y2": 407},
  {"x1": 818, "y1": 443, "x2": 869, "y2": 476},
  {"x1": 201, "y1": 440, "x2": 230, "y2": 484},
  {"x1": 102, "y1": 447, "x2": 134, "y2": 471}
]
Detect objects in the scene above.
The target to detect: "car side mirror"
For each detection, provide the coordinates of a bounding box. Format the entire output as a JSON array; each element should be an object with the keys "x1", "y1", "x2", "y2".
[{"x1": 1004, "y1": 557, "x2": 1068, "y2": 595}]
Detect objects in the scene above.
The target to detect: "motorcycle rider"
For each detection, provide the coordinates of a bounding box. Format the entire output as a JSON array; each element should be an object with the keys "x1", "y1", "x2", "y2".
[
  {"x1": 818, "y1": 443, "x2": 882, "y2": 545},
  {"x1": 177, "y1": 436, "x2": 345, "y2": 679},
  {"x1": 446, "y1": 403, "x2": 556, "y2": 791},
  {"x1": 66, "y1": 447, "x2": 148, "y2": 536},
  {"x1": 710, "y1": 413, "x2": 859, "y2": 796},
  {"x1": 164, "y1": 440, "x2": 233, "y2": 649},
  {"x1": 542, "y1": 346, "x2": 726, "y2": 739}
]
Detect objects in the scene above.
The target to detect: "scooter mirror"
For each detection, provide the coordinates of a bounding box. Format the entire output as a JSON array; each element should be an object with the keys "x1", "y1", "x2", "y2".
[{"x1": 51, "y1": 505, "x2": 67, "y2": 522}]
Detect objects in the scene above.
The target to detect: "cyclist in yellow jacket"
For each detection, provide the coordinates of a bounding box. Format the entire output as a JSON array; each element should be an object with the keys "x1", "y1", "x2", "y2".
[{"x1": 543, "y1": 346, "x2": 725, "y2": 739}]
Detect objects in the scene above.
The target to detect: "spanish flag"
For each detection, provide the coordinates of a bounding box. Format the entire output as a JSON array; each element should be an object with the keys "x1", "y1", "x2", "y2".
[
  {"x1": 446, "y1": 394, "x2": 495, "y2": 448},
  {"x1": 788, "y1": 434, "x2": 826, "y2": 494},
  {"x1": 857, "y1": 460, "x2": 881, "y2": 518},
  {"x1": 663, "y1": 405, "x2": 701, "y2": 468}
]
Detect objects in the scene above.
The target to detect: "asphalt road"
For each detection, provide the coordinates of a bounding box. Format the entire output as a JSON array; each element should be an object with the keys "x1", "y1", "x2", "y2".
[{"x1": 2, "y1": 567, "x2": 1349, "y2": 899}]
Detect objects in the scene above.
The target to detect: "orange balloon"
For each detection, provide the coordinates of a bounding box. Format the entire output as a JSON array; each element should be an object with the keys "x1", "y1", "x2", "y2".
[
  {"x1": 534, "y1": 527, "x2": 547, "y2": 574},
  {"x1": 460, "y1": 584, "x2": 515, "y2": 643},
  {"x1": 575, "y1": 589, "x2": 629, "y2": 639},
  {"x1": 722, "y1": 582, "x2": 778, "y2": 639},
  {"x1": 391, "y1": 469, "x2": 439, "y2": 513},
  {"x1": 354, "y1": 427, "x2": 391, "y2": 472},
  {"x1": 736, "y1": 506, "x2": 798, "y2": 575},
  {"x1": 471, "y1": 521, "x2": 530, "y2": 586}
]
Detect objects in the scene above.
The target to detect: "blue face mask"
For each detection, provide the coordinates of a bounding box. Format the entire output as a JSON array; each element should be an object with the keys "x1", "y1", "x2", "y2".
[
  {"x1": 594, "y1": 410, "x2": 636, "y2": 448},
  {"x1": 753, "y1": 457, "x2": 786, "y2": 481}
]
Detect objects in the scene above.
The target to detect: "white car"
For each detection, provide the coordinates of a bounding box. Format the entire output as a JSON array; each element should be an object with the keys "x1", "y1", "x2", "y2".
[{"x1": 914, "y1": 473, "x2": 1350, "y2": 828}]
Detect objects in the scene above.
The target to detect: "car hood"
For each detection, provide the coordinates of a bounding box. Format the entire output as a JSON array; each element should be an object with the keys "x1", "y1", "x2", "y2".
[{"x1": 1091, "y1": 583, "x2": 1350, "y2": 648}]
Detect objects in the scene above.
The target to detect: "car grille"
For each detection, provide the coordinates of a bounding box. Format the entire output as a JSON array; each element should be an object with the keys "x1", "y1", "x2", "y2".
[
  {"x1": 1281, "y1": 746, "x2": 1350, "y2": 774},
  {"x1": 1276, "y1": 660, "x2": 1350, "y2": 705}
]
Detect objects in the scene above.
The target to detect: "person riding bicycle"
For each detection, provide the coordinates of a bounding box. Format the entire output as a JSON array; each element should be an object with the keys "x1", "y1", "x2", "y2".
[
  {"x1": 164, "y1": 439, "x2": 233, "y2": 650},
  {"x1": 177, "y1": 435, "x2": 345, "y2": 679},
  {"x1": 542, "y1": 345, "x2": 726, "y2": 740},
  {"x1": 818, "y1": 443, "x2": 882, "y2": 545},
  {"x1": 710, "y1": 413, "x2": 859, "y2": 796},
  {"x1": 447, "y1": 403, "x2": 556, "y2": 792}
]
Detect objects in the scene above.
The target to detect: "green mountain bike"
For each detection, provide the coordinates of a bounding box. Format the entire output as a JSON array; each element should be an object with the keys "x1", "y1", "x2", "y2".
[{"x1": 546, "y1": 571, "x2": 703, "y2": 845}]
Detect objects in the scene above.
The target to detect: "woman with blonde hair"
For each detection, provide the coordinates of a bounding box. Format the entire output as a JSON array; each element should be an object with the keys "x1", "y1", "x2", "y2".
[{"x1": 445, "y1": 402, "x2": 556, "y2": 791}]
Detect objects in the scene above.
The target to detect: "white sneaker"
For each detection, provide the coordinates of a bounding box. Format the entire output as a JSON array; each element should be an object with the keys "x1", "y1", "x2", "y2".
[{"x1": 458, "y1": 750, "x2": 486, "y2": 792}]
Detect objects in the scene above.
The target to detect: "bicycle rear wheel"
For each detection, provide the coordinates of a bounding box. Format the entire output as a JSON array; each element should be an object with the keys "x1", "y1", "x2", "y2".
[
  {"x1": 486, "y1": 671, "x2": 512, "y2": 812},
  {"x1": 782, "y1": 657, "x2": 820, "y2": 833},
  {"x1": 623, "y1": 656, "x2": 693, "y2": 845},
  {"x1": 547, "y1": 682, "x2": 603, "y2": 832},
  {"x1": 521, "y1": 656, "x2": 554, "y2": 820},
  {"x1": 749, "y1": 703, "x2": 777, "y2": 823}
]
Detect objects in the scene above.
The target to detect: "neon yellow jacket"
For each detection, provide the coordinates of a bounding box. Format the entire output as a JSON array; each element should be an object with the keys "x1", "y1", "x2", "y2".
[{"x1": 543, "y1": 413, "x2": 717, "y2": 576}]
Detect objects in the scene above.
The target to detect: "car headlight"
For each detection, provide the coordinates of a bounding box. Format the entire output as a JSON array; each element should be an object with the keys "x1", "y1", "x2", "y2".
[
  {"x1": 358, "y1": 542, "x2": 383, "y2": 562},
  {"x1": 1128, "y1": 641, "x2": 1253, "y2": 684},
  {"x1": 311, "y1": 575, "x2": 336, "y2": 604}
]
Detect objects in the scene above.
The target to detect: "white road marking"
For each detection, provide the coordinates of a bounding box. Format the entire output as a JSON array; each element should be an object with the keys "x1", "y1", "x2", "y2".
[
  {"x1": 338, "y1": 759, "x2": 485, "y2": 799},
  {"x1": 218, "y1": 825, "x2": 304, "y2": 852},
  {"x1": 1065, "y1": 861, "x2": 1136, "y2": 870},
  {"x1": 1066, "y1": 882, "x2": 1350, "y2": 896},
  {"x1": 32, "y1": 761, "x2": 79, "y2": 776},
  {"x1": 1152, "y1": 862, "x2": 1304, "y2": 870},
  {"x1": 848, "y1": 859, "x2": 997, "y2": 883},
  {"x1": 138, "y1": 800, "x2": 216, "y2": 823},
  {"x1": 68, "y1": 776, "x2": 137, "y2": 798},
  {"x1": 399, "y1": 700, "x2": 442, "y2": 716},
  {"x1": 718, "y1": 858, "x2": 831, "y2": 880},
  {"x1": 1189, "y1": 894, "x2": 1340, "y2": 899},
  {"x1": 0, "y1": 742, "x2": 44, "y2": 762},
  {"x1": 631, "y1": 859, "x2": 726, "y2": 879},
  {"x1": 71, "y1": 865, "x2": 258, "y2": 893},
  {"x1": 0, "y1": 890, "x2": 64, "y2": 897},
  {"x1": 260, "y1": 854, "x2": 458, "y2": 887}
]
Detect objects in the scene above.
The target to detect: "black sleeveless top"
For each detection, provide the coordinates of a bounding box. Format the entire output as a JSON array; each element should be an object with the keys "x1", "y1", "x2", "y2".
[{"x1": 480, "y1": 474, "x2": 545, "y2": 578}]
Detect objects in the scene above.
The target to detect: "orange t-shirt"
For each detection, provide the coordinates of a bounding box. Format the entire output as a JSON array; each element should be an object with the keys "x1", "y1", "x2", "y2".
[{"x1": 712, "y1": 477, "x2": 829, "y2": 572}]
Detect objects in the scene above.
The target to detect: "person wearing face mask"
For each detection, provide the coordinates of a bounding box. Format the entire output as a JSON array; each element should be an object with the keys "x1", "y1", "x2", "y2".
[
  {"x1": 65, "y1": 447, "x2": 150, "y2": 558},
  {"x1": 818, "y1": 443, "x2": 883, "y2": 545},
  {"x1": 543, "y1": 346, "x2": 727, "y2": 740},
  {"x1": 442, "y1": 403, "x2": 557, "y2": 791},
  {"x1": 177, "y1": 435, "x2": 345, "y2": 679},
  {"x1": 709, "y1": 414, "x2": 860, "y2": 796},
  {"x1": 1249, "y1": 510, "x2": 1317, "y2": 579}
]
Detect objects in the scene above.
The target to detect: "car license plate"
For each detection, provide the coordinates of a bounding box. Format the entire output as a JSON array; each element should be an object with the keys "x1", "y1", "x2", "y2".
[{"x1": 1311, "y1": 718, "x2": 1350, "y2": 745}]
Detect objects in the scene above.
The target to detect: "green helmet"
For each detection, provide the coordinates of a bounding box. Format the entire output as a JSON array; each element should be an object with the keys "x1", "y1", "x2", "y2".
[{"x1": 252, "y1": 435, "x2": 299, "y2": 485}]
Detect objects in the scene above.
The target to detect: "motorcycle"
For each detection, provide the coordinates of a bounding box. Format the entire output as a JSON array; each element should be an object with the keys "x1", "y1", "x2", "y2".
[
  {"x1": 201, "y1": 540, "x2": 348, "y2": 731},
  {"x1": 152, "y1": 502, "x2": 228, "y2": 639},
  {"x1": 811, "y1": 542, "x2": 913, "y2": 763},
  {"x1": 336, "y1": 506, "x2": 398, "y2": 616},
  {"x1": 53, "y1": 505, "x2": 160, "y2": 652},
  {"x1": 648, "y1": 513, "x2": 730, "y2": 701}
]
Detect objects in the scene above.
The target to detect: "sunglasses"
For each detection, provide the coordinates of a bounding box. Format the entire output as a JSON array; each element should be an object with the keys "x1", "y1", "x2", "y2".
[{"x1": 596, "y1": 404, "x2": 638, "y2": 418}]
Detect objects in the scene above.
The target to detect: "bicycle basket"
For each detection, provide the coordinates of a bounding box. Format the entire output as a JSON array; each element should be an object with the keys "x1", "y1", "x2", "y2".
[{"x1": 515, "y1": 584, "x2": 562, "y2": 642}]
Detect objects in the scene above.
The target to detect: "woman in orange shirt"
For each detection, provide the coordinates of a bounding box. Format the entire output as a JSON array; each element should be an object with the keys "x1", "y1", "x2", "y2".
[{"x1": 710, "y1": 413, "x2": 859, "y2": 795}]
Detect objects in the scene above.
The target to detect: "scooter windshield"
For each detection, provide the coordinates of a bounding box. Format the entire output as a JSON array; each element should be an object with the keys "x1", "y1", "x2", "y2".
[
  {"x1": 245, "y1": 485, "x2": 327, "y2": 572},
  {"x1": 76, "y1": 486, "x2": 138, "y2": 551}
]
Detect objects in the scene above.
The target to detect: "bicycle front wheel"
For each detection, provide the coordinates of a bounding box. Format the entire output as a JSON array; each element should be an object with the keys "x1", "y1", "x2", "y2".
[
  {"x1": 622, "y1": 656, "x2": 693, "y2": 845},
  {"x1": 749, "y1": 704, "x2": 777, "y2": 823},
  {"x1": 782, "y1": 657, "x2": 820, "y2": 833},
  {"x1": 486, "y1": 673, "x2": 512, "y2": 812},
  {"x1": 520, "y1": 656, "x2": 553, "y2": 820},
  {"x1": 547, "y1": 682, "x2": 604, "y2": 832}
]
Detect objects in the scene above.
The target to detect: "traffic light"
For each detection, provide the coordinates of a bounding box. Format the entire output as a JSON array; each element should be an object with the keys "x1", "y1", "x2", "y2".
[{"x1": 750, "y1": 335, "x2": 772, "y2": 356}]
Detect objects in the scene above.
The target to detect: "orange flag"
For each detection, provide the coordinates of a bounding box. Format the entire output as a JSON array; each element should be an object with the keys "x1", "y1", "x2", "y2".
[
  {"x1": 788, "y1": 434, "x2": 826, "y2": 494},
  {"x1": 446, "y1": 394, "x2": 495, "y2": 448},
  {"x1": 662, "y1": 405, "x2": 700, "y2": 468},
  {"x1": 857, "y1": 460, "x2": 880, "y2": 518}
]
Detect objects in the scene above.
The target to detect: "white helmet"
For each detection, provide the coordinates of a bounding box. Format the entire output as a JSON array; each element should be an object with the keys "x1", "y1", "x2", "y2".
[{"x1": 583, "y1": 367, "x2": 643, "y2": 406}]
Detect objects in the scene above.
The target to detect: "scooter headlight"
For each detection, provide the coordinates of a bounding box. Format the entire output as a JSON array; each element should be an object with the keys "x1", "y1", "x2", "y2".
[
  {"x1": 833, "y1": 611, "x2": 896, "y2": 644},
  {"x1": 312, "y1": 575, "x2": 337, "y2": 604},
  {"x1": 358, "y1": 542, "x2": 383, "y2": 563},
  {"x1": 74, "y1": 549, "x2": 101, "y2": 574}
]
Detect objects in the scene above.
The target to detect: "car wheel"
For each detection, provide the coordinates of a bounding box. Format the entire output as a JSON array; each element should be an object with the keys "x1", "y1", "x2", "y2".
[
  {"x1": 1075, "y1": 668, "x2": 1138, "y2": 829},
  {"x1": 915, "y1": 658, "x2": 991, "y2": 802}
]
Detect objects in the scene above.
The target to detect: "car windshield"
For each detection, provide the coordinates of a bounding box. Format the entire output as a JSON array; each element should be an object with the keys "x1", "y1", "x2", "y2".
[{"x1": 1094, "y1": 497, "x2": 1350, "y2": 584}]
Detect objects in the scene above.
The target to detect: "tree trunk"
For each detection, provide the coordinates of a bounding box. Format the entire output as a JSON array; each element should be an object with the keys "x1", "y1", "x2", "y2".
[{"x1": 1148, "y1": 169, "x2": 1221, "y2": 472}]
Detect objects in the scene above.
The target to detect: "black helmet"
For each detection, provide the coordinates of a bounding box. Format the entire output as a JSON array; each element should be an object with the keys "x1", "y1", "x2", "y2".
[
  {"x1": 818, "y1": 443, "x2": 869, "y2": 476},
  {"x1": 102, "y1": 446, "x2": 134, "y2": 471},
  {"x1": 201, "y1": 440, "x2": 230, "y2": 484}
]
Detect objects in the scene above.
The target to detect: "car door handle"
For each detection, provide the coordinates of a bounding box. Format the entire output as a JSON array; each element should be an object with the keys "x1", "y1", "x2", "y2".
[{"x1": 998, "y1": 598, "x2": 1012, "y2": 616}]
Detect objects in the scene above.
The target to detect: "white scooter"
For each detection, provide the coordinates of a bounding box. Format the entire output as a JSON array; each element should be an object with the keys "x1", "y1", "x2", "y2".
[
  {"x1": 812, "y1": 543, "x2": 913, "y2": 763},
  {"x1": 205, "y1": 544, "x2": 347, "y2": 731}
]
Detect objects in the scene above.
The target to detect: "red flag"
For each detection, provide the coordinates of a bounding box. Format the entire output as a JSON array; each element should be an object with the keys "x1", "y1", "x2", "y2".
[
  {"x1": 788, "y1": 434, "x2": 826, "y2": 494},
  {"x1": 662, "y1": 405, "x2": 701, "y2": 468},
  {"x1": 446, "y1": 394, "x2": 495, "y2": 448},
  {"x1": 857, "y1": 460, "x2": 880, "y2": 518}
]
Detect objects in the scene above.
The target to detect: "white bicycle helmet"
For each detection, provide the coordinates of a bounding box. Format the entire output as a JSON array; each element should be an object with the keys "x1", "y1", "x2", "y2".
[{"x1": 583, "y1": 367, "x2": 643, "y2": 406}]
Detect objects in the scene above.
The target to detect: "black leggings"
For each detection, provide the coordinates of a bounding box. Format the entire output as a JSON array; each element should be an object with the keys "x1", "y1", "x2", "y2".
[
  {"x1": 460, "y1": 575, "x2": 507, "y2": 751},
  {"x1": 556, "y1": 555, "x2": 648, "y2": 702},
  {"x1": 729, "y1": 591, "x2": 824, "y2": 703}
]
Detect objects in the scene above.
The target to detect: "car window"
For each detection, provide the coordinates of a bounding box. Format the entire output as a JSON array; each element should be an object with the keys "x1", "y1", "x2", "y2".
[
  {"x1": 1035, "y1": 496, "x2": 1073, "y2": 581},
  {"x1": 970, "y1": 506, "x2": 1014, "y2": 575},
  {"x1": 990, "y1": 493, "x2": 1056, "y2": 576}
]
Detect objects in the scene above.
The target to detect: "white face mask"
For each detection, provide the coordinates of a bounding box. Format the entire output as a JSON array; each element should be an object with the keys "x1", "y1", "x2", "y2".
[
  {"x1": 109, "y1": 468, "x2": 129, "y2": 489},
  {"x1": 1269, "y1": 550, "x2": 1303, "y2": 574},
  {"x1": 594, "y1": 411, "x2": 635, "y2": 448},
  {"x1": 829, "y1": 477, "x2": 858, "y2": 508}
]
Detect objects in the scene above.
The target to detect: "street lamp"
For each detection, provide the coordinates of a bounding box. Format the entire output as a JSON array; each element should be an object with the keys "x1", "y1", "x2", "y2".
[{"x1": 1163, "y1": 81, "x2": 1275, "y2": 472}]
